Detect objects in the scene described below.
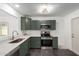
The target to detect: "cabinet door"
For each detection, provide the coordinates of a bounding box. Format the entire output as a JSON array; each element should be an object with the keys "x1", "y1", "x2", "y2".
[
  {"x1": 30, "y1": 37, "x2": 41, "y2": 48},
  {"x1": 40, "y1": 20, "x2": 56, "y2": 30},
  {"x1": 20, "y1": 39, "x2": 29, "y2": 56},
  {"x1": 44, "y1": 20, "x2": 56, "y2": 30},
  {"x1": 28, "y1": 37, "x2": 30, "y2": 49},
  {"x1": 20, "y1": 41, "x2": 26, "y2": 56},
  {"x1": 21, "y1": 17, "x2": 26, "y2": 30},
  {"x1": 52, "y1": 37, "x2": 58, "y2": 49},
  {"x1": 31, "y1": 20, "x2": 40, "y2": 30},
  {"x1": 21, "y1": 17, "x2": 31, "y2": 30},
  {"x1": 40, "y1": 20, "x2": 48, "y2": 24},
  {"x1": 25, "y1": 18, "x2": 31, "y2": 30},
  {"x1": 50, "y1": 20, "x2": 56, "y2": 30}
]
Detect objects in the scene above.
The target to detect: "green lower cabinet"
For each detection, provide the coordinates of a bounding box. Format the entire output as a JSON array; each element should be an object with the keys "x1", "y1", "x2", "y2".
[
  {"x1": 52, "y1": 37, "x2": 58, "y2": 49},
  {"x1": 28, "y1": 38, "x2": 31, "y2": 49},
  {"x1": 30, "y1": 37, "x2": 41, "y2": 48},
  {"x1": 19, "y1": 39, "x2": 29, "y2": 56}
]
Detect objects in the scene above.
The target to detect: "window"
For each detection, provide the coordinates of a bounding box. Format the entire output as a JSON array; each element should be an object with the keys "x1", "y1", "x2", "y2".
[{"x1": 0, "y1": 23, "x2": 8, "y2": 36}]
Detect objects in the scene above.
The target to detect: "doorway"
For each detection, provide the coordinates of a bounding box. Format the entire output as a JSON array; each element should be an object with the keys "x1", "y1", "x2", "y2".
[{"x1": 72, "y1": 17, "x2": 79, "y2": 54}]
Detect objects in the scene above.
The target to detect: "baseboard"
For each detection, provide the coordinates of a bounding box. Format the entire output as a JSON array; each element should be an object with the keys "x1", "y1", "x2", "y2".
[{"x1": 70, "y1": 49, "x2": 79, "y2": 55}]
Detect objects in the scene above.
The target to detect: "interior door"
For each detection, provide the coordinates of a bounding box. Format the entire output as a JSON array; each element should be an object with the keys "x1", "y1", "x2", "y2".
[{"x1": 72, "y1": 17, "x2": 79, "y2": 53}]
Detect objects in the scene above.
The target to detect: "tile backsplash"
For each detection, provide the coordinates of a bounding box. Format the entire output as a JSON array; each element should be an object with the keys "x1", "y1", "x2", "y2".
[{"x1": 23, "y1": 30, "x2": 58, "y2": 37}]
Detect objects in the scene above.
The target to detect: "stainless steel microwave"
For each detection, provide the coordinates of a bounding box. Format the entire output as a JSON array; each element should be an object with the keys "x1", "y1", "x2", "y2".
[{"x1": 40, "y1": 24, "x2": 51, "y2": 29}]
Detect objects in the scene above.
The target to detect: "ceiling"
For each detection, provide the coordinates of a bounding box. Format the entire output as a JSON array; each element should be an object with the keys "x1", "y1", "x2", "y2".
[
  {"x1": 0, "y1": 9, "x2": 10, "y2": 17},
  {"x1": 8, "y1": 3, "x2": 79, "y2": 17}
]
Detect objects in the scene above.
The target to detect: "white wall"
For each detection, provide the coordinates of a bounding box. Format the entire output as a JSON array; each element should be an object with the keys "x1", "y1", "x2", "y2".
[
  {"x1": 0, "y1": 3, "x2": 22, "y2": 36},
  {"x1": 64, "y1": 9, "x2": 79, "y2": 54},
  {"x1": 0, "y1": 4, "x2": 22, "y2": 41},
  {"x1": 26, "y1": 16, "x2": 66, "y2": 49},
  {"x1": 0, "y1": 16, "x2": 21, "y2": 35},
  {"x1": 0, "y1": 16, "x2": 21, "y2": 41}
]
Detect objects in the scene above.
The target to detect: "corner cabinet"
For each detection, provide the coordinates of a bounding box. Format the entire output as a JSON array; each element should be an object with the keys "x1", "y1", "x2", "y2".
[
  {"x1": 21, "y1": 17, "x2": 31, "y2": 30},
  {"x1": 30, "y1": 37, "x2": 41, "y2": 48}
]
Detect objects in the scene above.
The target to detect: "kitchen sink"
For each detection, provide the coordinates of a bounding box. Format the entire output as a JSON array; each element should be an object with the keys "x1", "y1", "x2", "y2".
[{"x1": 9, "y1": 38, "x2": 24, "y2": 43}]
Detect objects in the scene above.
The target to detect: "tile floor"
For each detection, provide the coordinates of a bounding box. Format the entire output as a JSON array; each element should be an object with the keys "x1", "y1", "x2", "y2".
[{"x1": 28, "y1": 48, "x2": 78, "y2": 56}]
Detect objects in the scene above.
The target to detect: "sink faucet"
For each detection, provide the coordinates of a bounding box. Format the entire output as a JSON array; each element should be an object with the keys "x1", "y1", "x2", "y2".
[{"x1": 12, "y1": 31, "x2": 19, "y2": 40}]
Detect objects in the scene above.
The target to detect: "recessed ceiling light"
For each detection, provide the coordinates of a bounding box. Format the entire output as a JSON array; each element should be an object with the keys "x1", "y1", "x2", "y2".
[{"x1": 15, "y1": 4, "x2": 20, "y2": 8}]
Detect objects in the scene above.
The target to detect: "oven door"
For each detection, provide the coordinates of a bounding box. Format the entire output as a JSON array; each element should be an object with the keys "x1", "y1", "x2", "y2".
[{"x1": 41, "y1": 40, "x2": 52, "y2": 47}]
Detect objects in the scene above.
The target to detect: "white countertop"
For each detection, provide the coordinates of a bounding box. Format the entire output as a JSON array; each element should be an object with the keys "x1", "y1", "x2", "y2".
[{"x1": 0, "y1": 35, "x2": 30, "y2": 56}]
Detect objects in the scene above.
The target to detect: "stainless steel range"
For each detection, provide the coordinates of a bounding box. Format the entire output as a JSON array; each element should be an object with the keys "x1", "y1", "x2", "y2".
[{"x1": 40, "y1": 24, "x2": 52, "y2": 47}]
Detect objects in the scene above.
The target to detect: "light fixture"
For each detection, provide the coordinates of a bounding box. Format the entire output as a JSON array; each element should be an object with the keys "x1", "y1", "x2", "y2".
[
  {"x1": 38, "y1": 4, "x2": 53, "y2": 14},
  {"x1": 42, "y1": 8, "x2": 48, "y2": 14},
  {"x1": 15, "y1": 4, "x2": 20, "y2": 8}
]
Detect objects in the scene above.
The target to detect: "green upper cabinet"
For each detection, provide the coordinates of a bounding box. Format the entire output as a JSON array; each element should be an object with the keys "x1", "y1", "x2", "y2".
[
  {"x1": 48, "y1": 20, "x2": 56, "y2": 30},
  {"x1": 31, "y1": 20, "x2": 56, "y2": 30},
  {"x1": 40, "y1": 20, "x2": 56, "y2": 30},
  {"x1": 31, "y1": 20, "x2": 40, "y2": 30},
  {"x1": 41, "y1": 20, "x2": 48, "y2": 24},
  {"x1": 21, "y1": 17, "x2": 31, "y2": 30},
  {"x1": 21, "y1": 17, "x2": 56, "y2": 30},
  {"x1": 21, "y1": 17, "x2": 26, "y2": 30}
]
